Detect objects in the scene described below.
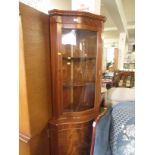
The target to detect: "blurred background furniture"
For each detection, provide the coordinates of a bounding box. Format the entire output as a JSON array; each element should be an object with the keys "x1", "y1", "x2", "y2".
[{"x1": 113, "y1": 70, "x2": 135, "y2": 88}]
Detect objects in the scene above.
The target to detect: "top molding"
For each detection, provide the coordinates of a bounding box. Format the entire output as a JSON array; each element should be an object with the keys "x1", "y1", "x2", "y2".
[{"x1": 48, "y1": 9, "x2": 106, "y2": 23}]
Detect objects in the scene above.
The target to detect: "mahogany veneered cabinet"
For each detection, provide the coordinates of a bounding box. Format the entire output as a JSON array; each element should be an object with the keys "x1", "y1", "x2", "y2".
[{"x1": 48, "y1": 10, "x2": 106, "y2": 155}]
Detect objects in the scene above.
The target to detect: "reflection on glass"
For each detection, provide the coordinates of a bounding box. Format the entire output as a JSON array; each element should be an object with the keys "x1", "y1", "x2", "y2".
[
  {"x1": 61, "y1": 28, "x2": 97, "y2": 112},
  {"x1": 62, "y1": 30, "x2": 77, "y2": 45}
]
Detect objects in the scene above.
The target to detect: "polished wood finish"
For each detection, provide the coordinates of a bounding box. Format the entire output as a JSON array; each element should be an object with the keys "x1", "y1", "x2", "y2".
[
  {"x1": 48, "y1": 10, "x2": 105, "y2": 155},
  {"x1": 20, "y1": 140, "x2": 30, "y2": 155},
  {"x1": 19, "y1": 133, "x2": 31, "y2": 143},
  {"x1": 48, "y1": 9, "x2": 106, "y2": 22},
  {"x1": 50, "y1": 119, "x2": 93, "y2": 155},
  {"x1": 49, "y1": 10, "x2": 105, "y2": 119},
  {"x1": 19, "y1": 12, "x2": 31, "y2": 137},
  {"x1": 19, "y1": 2, "x2": 51, "y2": 155},
  {"x1": 19, "y1": 129, "x2": 50, "y2": 155}
]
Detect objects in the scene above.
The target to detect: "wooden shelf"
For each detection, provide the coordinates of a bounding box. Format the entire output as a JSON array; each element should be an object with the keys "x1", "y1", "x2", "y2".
[
  {"x1": 63, "y1": 81, "x2": 95, "y2": 87},
  {"x1": 62, "y1": 56, "x2": 96, "y2": 60},
  {"x1": 64, "y1": 103, "x2": 94, "y2": 112}
]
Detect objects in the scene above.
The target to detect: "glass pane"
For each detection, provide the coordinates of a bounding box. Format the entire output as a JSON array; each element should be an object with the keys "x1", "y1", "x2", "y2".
[{"x1": 61, "y1": 28, "x2": 97, "y2": 112}]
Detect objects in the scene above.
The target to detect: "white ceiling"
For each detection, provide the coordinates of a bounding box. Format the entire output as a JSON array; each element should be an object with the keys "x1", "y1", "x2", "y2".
[
  {"x1": 122, "y1": 0, "x2": 135, "y2": 25},
  {"x1": 101, "y1": 0, "x2": 135, "y2": 44}
]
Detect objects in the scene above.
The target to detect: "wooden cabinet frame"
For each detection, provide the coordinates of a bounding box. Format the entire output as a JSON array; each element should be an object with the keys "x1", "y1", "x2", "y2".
[{"x1": 48, "y1": 10, "x2": 106, "y2": 155}]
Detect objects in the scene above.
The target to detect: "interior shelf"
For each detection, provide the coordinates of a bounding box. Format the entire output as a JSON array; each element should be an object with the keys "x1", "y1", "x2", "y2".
[
  {"x1": 63, "y1": 81, "x2": 95, "y2": 87},
  {"x1": 62, "y1": 56, "x2": 96, "y2": 60},
  {"x1": 63, "y1": 102, "x2": 94, "y2": 112}
]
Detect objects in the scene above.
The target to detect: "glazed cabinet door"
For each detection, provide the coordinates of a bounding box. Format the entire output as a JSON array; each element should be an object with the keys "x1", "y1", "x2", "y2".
[
  {"x1": 61, "y1": 28, "x2": 97, "y2": 112},
  {"x1": 49, "y1": 11, "x2": 105, "y2": 119}
]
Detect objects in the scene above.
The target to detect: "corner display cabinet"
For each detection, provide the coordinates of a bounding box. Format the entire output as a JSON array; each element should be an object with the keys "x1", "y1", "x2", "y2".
[{"x1": 48, "y1": 10, "x2": 106, "y2": 155}]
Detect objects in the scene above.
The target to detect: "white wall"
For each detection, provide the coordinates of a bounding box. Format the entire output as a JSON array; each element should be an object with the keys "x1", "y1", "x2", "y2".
[
  {"x1": 72, "y1": 0, "x2": 101, "y2": 14},
  {"x1": 49, "y1": 0, "x2": 71, "y2": 10},
  {"x1": 20, "y1": 0, "x2": 71, "y2": 13}
]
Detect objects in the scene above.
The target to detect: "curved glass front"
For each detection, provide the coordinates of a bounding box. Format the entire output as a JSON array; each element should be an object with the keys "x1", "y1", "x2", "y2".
[{"x1": 61, "y1": 28, "x2": 97, "y2": 112}]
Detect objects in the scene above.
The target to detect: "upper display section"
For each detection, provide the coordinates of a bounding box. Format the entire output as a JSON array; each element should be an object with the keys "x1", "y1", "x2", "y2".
[{"x1": 49, "y1": 9, "x2": 105, "y2": 117}]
